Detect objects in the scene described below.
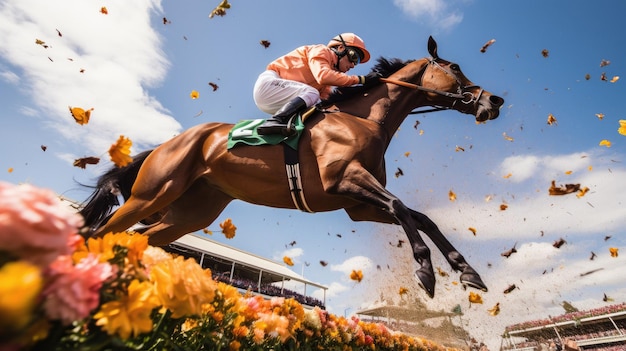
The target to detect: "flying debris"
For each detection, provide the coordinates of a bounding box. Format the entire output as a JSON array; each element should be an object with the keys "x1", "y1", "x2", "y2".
[{"x1": 501, "y1": 243, "x2": 518, "y2": 258}]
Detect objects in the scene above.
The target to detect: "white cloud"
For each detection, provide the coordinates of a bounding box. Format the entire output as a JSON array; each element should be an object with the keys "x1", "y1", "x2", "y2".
[
  {"x1": 311, "y1": 281, "x2": 349, "y2": 300},
  {"x1": 499, "y1": 152, "x2": 593, "y2": 183},
  {"x1": 427, "y1": 152, "x2": 626, "y2": 241},
  {"x1": 393, "y1": 0, "x2": 463, "y2": 29},
  {"x1": 0, "y1": 0, "x2": 181, "y2": 159},
  {"x1": 330, "y1": 255, "x2": 375, "y2": 275},
  {"x1": 0, "y1": 69, "x2": 19, "y2": 84},
  {"x1": 275, "y1": 247, "x2": 304, "y2": 263}
]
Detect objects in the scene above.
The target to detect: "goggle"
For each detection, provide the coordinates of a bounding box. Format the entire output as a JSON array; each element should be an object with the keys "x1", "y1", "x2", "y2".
[{"x1": 346, "y1": 47, "x2": 362, "y2": 65}]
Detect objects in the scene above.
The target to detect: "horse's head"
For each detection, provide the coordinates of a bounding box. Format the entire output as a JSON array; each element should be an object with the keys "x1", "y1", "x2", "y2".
[{"x1": 410, "y1": 36, "x2": 504, "y2": 122}]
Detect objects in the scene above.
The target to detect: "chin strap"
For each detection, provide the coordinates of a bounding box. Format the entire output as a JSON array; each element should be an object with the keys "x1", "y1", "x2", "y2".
[{"x1": 330, "y1": 34, "x2": 348, "y2": 70}]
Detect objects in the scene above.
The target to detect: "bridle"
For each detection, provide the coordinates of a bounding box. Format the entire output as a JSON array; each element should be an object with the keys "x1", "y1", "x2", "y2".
[{"x1": 381, "y1": 58, "x2": 484, "y2": 114}]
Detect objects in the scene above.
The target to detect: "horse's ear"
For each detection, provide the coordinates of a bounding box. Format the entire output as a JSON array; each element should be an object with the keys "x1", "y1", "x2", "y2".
[{"x1": 428, "y1": 36, "x2": 438, "y2": 59}]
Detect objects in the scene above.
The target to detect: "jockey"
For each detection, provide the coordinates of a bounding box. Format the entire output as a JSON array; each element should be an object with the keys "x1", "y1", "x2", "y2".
[{"x1": 253, "y1": 33, "x2": 379, "y2": 136}]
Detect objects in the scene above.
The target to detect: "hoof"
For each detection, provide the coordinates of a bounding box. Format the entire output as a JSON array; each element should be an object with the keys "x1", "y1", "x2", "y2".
[
  {"x1": 415, "y1": 269, "x2": 436, "y2": 298},
  {"x1": 460, "y1": 269, "x2": 488, "y2": 292}
]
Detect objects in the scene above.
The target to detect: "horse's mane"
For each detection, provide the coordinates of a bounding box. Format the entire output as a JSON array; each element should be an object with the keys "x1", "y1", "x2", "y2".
[{"x1": 322, "y1": 57, "x2": 414, "y2": 105}]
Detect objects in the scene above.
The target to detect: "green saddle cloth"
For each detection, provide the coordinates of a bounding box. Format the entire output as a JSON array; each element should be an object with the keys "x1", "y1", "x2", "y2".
[{"x1": 227, "y1": 115, "x2": 305, "y2": 150}]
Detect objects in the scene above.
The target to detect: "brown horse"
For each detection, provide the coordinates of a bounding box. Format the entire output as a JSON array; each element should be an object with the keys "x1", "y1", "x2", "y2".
[{"x1": 80, "y1": 36, "x2": 503, "y2": 298}]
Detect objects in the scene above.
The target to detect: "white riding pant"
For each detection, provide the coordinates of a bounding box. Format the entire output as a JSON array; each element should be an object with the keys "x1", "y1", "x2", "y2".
[{"x1": 253, "y1": 70, "x2": 321, "y2": 114}]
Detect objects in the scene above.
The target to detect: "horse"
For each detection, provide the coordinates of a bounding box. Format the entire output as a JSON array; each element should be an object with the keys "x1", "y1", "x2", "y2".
[{"x1": 80, "y1": 36, "x2": 504, "y2": 298}]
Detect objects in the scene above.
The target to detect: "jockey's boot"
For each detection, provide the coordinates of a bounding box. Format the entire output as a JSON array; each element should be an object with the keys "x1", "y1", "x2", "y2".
[{"x1": 257, "y1": 97, "x2": 307, "y2": 136}]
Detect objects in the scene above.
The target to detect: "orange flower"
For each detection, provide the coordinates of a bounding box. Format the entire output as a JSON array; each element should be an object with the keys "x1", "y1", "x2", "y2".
[
  {"x1": 609, "y1": 247, "x2": 619, "y2": 257},
  {"x1": 190, "y1": 90, "x2": 199, "y2": 99},
  {"x1": 100, "y1": 6, "x2": 108, "y2": 14},
  {"x1": 469, "y1": 291, "x2": 483, "y2": 304},
  {"x1": 253, "y1": 312, "x2": 290, "y2": 343},
  {"x1": 448, "y1": 190, "x2": 456, "y2": 201},
  {"x1": 76, "y1": 232, "x2": 148, "y2": 267},
  {"x1": 220, "y1": 218, "x2": 237, "y2": 239},
  {"x1": 350, "y1": 270, "x2": 363, "y2": 283},
  {"x1": 283, "y1": 256, "x2": 294, "y2": 266},
  {"x1": 69, "y1": 106, "x2": 93, "y2": 125},
  {"x1": 109, "y1": 135, "x2": 133, "y2": 167},
  {"x1": 547, "y1": 113, "x2": 557, "y2": 125},
  {"x1": 398, "y1": 287, "x2": 408, "y2": 295}
]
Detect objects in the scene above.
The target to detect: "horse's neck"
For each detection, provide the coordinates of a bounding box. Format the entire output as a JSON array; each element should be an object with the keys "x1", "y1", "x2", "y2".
[
  {"x1": 366, "y1": 59, "x2": 429, "y2": 139},
  {"x1": 330, "y1": 59, "x2": 428, "y2": 143}
]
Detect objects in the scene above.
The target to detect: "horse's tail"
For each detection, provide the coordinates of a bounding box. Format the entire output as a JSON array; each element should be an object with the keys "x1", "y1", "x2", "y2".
[{"x1": 79, "y1": 150, "x2": 153, "y2": 233}]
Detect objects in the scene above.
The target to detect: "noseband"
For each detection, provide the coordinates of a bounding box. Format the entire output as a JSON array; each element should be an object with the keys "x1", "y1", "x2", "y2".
[{"x1": 381, "y1": 59, "x2": 484, "y2": 114}]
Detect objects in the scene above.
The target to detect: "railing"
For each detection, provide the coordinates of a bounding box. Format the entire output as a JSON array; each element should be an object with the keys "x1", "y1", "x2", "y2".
[{"x1": 576, "y1": 334, "x2": 626, "y2": 347}]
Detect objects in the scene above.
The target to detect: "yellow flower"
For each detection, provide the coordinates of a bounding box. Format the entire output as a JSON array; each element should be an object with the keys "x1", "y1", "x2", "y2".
[
  {"x1": 599, "y1": 139, "x2": 611, "y2": 148},
  {"x1": 618, "y1": 120, "x2": 626, "y2": 136},
  {"x1": 150, "y1": 255, "x2": 217, "y2": 318},
  {"x1": 190, "y1": 90, "x2": 199, "y2": 99},
  {"x1": 0, "y1": 261, "x2": 42, "y2": 331},
  {"x1": 488, "y1": 302, "x2": 500, "y2": 316},
  {"x1": 82, "y1": 232, "x2": 148, "y2": 267},
  {"x1": 94, "y1": 279, "x2": 160, "y2": 340}
]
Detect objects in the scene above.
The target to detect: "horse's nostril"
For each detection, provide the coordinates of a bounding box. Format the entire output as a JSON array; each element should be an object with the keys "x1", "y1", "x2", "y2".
[{"x1": 490, "y1": 95, "x2": 504, "y2": 107}]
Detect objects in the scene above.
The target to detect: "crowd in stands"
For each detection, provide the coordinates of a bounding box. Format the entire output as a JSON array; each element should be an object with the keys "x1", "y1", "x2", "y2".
[
  {"x1": 505, "y1": 303, "x2": 626, "y2": 332},
  {"x1": 212, "y1": 272, "x2": 325, "y2": 308}
]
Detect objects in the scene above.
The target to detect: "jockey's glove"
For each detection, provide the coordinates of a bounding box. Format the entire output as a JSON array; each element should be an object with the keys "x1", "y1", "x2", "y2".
[{"x1": 359, "y1": 72, "x2": 382, "y2": 86}]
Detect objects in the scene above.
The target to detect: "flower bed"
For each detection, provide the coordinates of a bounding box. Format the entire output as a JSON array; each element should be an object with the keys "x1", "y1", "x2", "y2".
[{"x1": 0, "y1": 181, "x2": 453, "y2": 351}]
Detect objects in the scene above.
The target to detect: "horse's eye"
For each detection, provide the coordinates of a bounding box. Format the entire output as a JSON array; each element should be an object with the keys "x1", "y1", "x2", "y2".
[{"x1": 450, "y1": 63, "x2": 460, "y2": 71}]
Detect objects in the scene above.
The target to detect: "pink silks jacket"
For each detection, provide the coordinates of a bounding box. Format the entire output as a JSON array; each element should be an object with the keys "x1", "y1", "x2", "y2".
[{"x1": 266, "y1": 44, "x2": 361, "y2": 99}]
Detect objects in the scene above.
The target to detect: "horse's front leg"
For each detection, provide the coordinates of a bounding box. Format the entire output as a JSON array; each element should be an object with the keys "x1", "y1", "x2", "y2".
[
  {"x1": 409, "y1": 209, "x2": 488, "y2": 292},
  {"x1": 335, "y1": 176, "x2": 437, "y2": 297}
]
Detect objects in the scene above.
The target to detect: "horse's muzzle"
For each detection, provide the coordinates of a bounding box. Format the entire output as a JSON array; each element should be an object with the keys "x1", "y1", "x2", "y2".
[{"x1": 475, "y1": 94, "x2": 504, "y2": 122}]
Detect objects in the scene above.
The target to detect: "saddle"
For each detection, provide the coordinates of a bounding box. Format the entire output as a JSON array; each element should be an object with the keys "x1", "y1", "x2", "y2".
[{"x1": 226, "y1": 107, "x2": 316, "y2": 150}]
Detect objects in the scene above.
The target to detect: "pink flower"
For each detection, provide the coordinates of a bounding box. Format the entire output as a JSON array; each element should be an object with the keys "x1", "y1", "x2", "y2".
[
  {"x1": 0, "y1": 182, "x2": 83, "y2": 267},
  {"x1": 42, "y1": 254, "x2": 113, "y2": 325}
]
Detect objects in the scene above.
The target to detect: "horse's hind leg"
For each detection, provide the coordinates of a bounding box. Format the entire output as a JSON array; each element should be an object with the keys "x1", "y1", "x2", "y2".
[
  {"x1": 409, "y1": 209, "x2": 487, "y2": 292},
  {"x1": 142, "y1": 182, "x2": 233, "y2": 246}
]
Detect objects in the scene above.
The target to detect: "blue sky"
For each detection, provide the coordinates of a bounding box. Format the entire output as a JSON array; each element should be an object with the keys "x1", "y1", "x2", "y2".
[{"x1": 1, "y1": 0, "x2": 625, "y2": 348}]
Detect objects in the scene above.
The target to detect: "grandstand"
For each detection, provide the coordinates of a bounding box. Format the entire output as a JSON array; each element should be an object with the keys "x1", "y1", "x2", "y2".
[
  {"x1": 165, "y1": 233, "x2": 327, "y2": 309},
  {"x1": 356, "y1": 302, "x2": 470, "y2": 349},
  {"x1": 501, "y1": 303, "x2": 626, "y2": 350}
]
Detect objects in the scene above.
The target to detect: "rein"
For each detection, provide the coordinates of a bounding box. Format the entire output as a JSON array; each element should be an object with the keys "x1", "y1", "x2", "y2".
[{"x1": 380, "y1": 60, "x2": 484, "y2": 115}]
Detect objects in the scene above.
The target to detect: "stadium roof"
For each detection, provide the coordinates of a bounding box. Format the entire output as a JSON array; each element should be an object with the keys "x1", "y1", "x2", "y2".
[
  {"x1": 356, "y1": 304, "x2": 454, "y2": 322},
  {"x1": 173, "y1": 233, "x2": 326, "y2": 290}
]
